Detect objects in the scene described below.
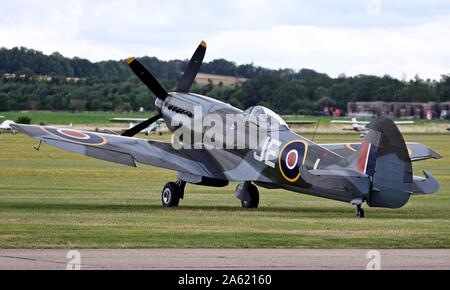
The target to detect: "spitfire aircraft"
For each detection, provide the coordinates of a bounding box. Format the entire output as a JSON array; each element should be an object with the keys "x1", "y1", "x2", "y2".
[{"x1": 12, "y1": 41, "x2": 442, "y2": 217}]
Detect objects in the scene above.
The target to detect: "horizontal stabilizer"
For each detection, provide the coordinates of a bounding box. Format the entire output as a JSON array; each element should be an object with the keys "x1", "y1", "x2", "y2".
[
  {"x1": 406, "y1": 143, "x2": 442, "y2": 162},
  {"x1": 412, "y1": 171, "x2": 440, "y2": 195},
  {"x1": 321, "y1": 142, "x2": 441, "y2": 162}
]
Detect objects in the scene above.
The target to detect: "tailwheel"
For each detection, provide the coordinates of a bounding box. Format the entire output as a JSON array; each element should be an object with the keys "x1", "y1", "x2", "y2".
[
  {"x1": 162, "y1": 181, "x2": 185, "y2": 208},
  {"x1": 356, "y1": 205, "x2": 365, "y2": 218},
  {"x1": 241, "y1": 183, "x2": 260, "y2": 209}
]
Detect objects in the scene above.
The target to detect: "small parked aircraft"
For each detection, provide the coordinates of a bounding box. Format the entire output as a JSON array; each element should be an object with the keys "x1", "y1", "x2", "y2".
[
  {"x1": 110, "y1": 118, "x2": 165, "y2": 135},
  {"x1": 0, "y1": 119, "x2": 17, "y2": 134},
  {"x1": 332, "y1": 117, "x2": 415, "y2": 136},
  {"x1": 12, "y1": 41, "x2": 441, "y2": 217}
]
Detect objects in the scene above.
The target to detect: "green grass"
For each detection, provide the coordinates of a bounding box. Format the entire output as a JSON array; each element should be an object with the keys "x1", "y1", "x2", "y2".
[
  {"x1": 0, "y1": 111, "x2": 156, "y2": 126},
  {"x1": 282, "y1": 115, "x2": 450, "y2": 126},
  {"x1": 2, "y1": 111, "x2": 448, "y2": 127},
  {"x1": 0, "y1": 132, "x2": 449, "y2": 248}
]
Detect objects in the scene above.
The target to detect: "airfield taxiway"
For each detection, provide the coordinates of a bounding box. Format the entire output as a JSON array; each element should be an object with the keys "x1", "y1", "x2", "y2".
[{"x1": 1, "y1": 249, "x2": 450, "y2": 270}]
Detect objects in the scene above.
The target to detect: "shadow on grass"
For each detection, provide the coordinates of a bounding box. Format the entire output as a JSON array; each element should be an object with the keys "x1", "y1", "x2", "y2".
[{"x1": 0, "y1": 201, "x2": 437, "y2": 219}]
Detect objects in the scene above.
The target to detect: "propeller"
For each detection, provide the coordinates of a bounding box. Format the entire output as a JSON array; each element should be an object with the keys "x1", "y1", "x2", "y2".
[
  {"x1": 121, "y1": 113, "x2": 162, "y2": 137},
  {"x1": 127, "y1": 57, "x2": 168, "y2": 101},
  {"x1": 122, "y1": 58, "x2": 167, "y2": 137},
  {"x1": 177, "y1": 41, "x2": 207, "y2": 92},
  {"x1": 123, "y1": 41, "x2": 207, "y2": 137}
]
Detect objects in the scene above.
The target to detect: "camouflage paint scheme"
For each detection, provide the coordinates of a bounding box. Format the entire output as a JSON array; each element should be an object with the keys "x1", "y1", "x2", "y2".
[
  {"x1": 12, "y1": 42, "x2": 442, "y2": 214},
  {"x1": 12, "y1": 106, "x2": 441, "y2": 210}
]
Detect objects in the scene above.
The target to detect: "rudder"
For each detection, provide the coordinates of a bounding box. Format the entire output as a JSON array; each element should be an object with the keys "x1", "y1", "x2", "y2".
[{"x1": 348, "y1": 116, "x2": 413, "y2": 208}]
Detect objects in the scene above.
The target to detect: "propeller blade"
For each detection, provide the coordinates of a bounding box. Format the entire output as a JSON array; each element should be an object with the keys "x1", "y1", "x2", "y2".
[
  {"x1": 177, "y1": 41, "x2": 207, "y2": 92},
  {"x1": 127, "y1": 58, "x2": 168, "y2": 101},
  {"x1": 121, "y1": 114, "x2": 162, "y2": 137}
]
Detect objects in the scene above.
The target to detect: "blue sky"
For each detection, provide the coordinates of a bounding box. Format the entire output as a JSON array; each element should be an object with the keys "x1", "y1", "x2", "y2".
[{"x1": 0, "y1": 0, "x2": 449, "y2": 80}]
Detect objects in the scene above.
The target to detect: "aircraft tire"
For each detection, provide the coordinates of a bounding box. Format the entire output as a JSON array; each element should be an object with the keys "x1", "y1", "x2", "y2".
[
  {"x1": 241, "y1": 184, "x2": 259, "y2": 209},
  {"x1": 162, "y1": 182, "x2": 180, "y2": 208},
  {"x1": 356, "y1": 207, "x2": 365, "y2": 218}
]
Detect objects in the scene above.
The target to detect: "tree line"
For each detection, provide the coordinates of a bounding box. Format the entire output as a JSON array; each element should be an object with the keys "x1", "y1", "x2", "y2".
[{"x1": 1, "y1": 47, "x2": 449, "y2": 115}]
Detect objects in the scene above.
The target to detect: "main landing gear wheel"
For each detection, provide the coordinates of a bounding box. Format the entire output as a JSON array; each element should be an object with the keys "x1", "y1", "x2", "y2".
[
  {"x1": 356, "y1": 205, "x2": 365, "y2": 218},
  {"x1": 162, "y1": 181, "x2": 185, "y2": 208},
  {"x1": 241, "y1": 183, "x2": 260, "y2": 209}
]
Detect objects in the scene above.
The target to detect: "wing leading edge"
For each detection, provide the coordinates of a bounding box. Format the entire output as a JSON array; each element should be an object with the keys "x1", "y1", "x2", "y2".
[{"x1": 11, "y1": 124, "x2": 272, "y2": 183}]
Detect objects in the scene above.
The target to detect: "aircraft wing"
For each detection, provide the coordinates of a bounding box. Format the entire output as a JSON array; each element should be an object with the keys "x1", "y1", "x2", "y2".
[
  {"x1": 320, "y1": 142, "x2": 442, "y2": 162},
  {"x1": 11, "y1": 124, "x2": 272, "y2": 183},
  {"x1": 394, "y1": 121, "x2": 415, "y2": 125},
  {"x1": 111, "y1": 118, "x2": 148, "y2": 123},
  {"x1": 111, "y1": 118, "x2": 165, "y2": 123},
  {"x1": 331, "y1": 120, "x2": 370, "y2": 125},
  {"x1": 0, "y1": 120, "x2": 16, "y2": 129},
  {"x1": 332, "y1": 120, "x2": 414, "y2": 125},
  {"x1": 285, "y1": 120, "x2": 317, "y2": 125}
]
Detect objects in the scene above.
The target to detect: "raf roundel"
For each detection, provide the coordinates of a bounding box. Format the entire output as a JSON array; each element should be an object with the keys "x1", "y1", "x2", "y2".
[
  {"x1": 43, "y1": 127, "x2": 107, "y2": 146},
  {"x1": 58, "y1": 129, "x2": 90, "y2": 140},
  {"x1": 286, "y1": 150, "x2": 298, "y2": 170},
  {"x1": 279, "y1": 141, "x2": 308, "y2": 183}
]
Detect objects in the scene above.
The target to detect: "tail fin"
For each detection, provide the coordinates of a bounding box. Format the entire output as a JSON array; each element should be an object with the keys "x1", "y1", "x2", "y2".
[
  {"x1": 352, "y1": 118, "x2": 358, "y2": 129},
  {"x1": 348, "y1": 116, "x2": 413, "y2": 208}
]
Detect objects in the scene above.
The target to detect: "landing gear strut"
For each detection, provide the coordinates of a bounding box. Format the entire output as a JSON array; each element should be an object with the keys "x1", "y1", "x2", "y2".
[
  {"x1": 356, "y1": 204, "x2": 365, "y2": 218},
  {"x1": 162, "y1": 180, "x2": 185, "y2": 208},
  {"x1": 235, "y1": 182, "x2": 260, "y2": 209}
]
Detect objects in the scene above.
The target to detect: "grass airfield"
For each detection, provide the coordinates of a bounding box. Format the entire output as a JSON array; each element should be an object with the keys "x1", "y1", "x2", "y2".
[{"x1": 0, "y1": 132, "x2": 449, "y2": 248}]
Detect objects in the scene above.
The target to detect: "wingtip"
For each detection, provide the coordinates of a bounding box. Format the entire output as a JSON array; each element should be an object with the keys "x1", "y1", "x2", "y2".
[
  {"x1": 127, "y1": 57, "x2": 136, "y2": 64},
  {"x1": 200, "y1": 41, "x2": 207, "y2": 48},
  {"x1": 9, "y1": 123, "x2": 26, "y2": 135}
]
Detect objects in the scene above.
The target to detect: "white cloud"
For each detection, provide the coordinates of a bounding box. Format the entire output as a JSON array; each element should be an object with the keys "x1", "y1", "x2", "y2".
[
  {"x1": 0, "y1": 0, "x2": 449, "y2": 79},
  {"x1": 207, "y1": 14, "x2": 450, "y2": 80}
]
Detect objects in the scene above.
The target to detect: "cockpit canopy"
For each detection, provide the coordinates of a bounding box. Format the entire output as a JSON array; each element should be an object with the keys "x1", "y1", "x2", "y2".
[{"x1": 242, "y1": 106, "x2": 289, "y2": 130}]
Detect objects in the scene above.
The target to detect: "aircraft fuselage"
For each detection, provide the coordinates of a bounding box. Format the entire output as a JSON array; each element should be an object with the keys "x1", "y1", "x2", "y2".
[{"x1": 158, "y1": 92, "x2": 358, "y2": 203}]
